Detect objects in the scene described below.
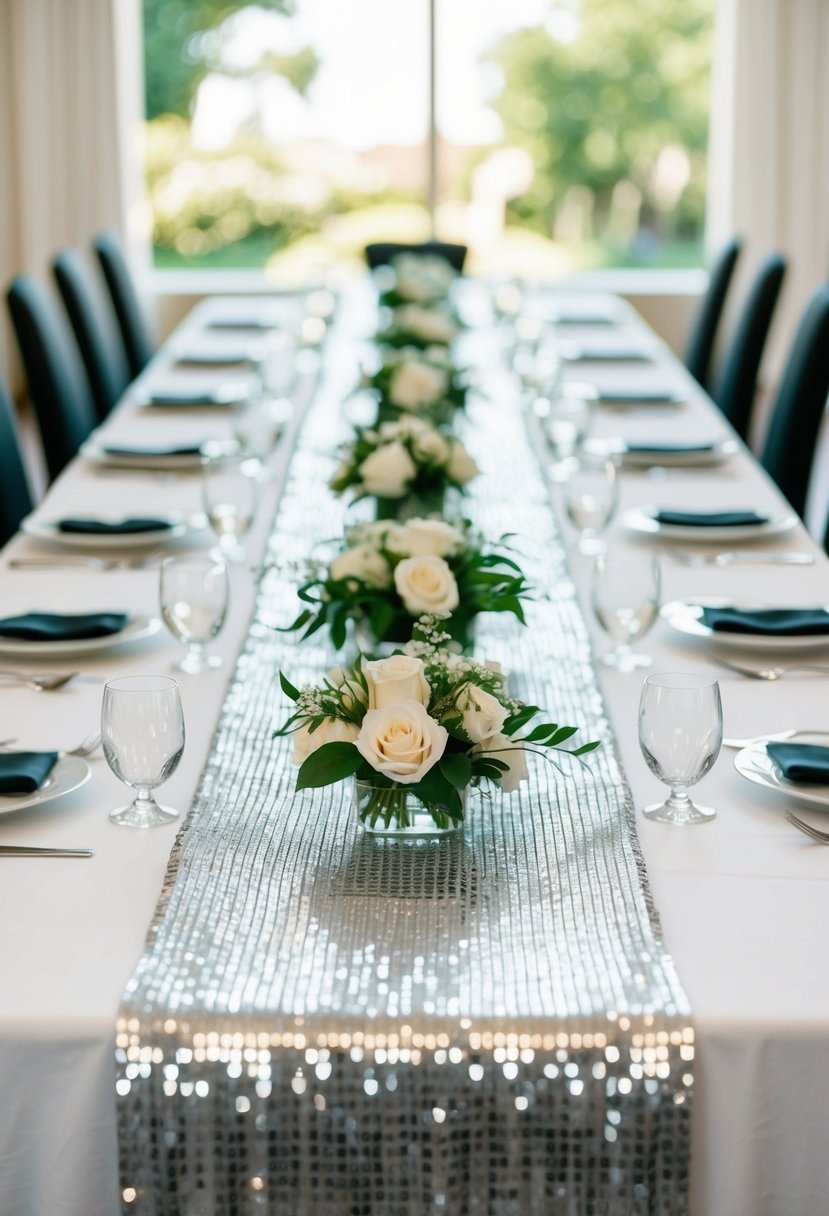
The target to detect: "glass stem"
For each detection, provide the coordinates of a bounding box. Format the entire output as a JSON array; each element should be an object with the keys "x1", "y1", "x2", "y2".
[
  {"x1": 132, "y1": 785, "x2": 157, "y2": 813},
  {"x1": 189, "y1": 641, "x2": 204, "y2": 664},
  {"x1": 666, "y1": 783, "x2": 691, "y2": 810}
]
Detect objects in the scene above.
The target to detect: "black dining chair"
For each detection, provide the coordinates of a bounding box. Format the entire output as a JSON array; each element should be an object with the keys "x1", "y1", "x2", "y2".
[
  {"x1": 53, "y1": 247, "x2": 131, "y2": 421},
  {"x1": 6, "y1": 276, "x2": 98, "y2": 483},
  {"x1": 685, "y1": 237, "x2": 742, "y2": 390},
  {"x1": 759, "y1": 283, "x2": 829, "y2": 518},
  {"x1": 92, "y1": 230, "x2": 154, "y2": 378},
  {"x1": 0, "y1": 379, "x2": 34, "y2": 547},
  {"x1": 365, "y1": 240, "x2": 468, "y2": 271},
  {"x1": 712, "y1": 253, "x2": 787, "y2": 440}
]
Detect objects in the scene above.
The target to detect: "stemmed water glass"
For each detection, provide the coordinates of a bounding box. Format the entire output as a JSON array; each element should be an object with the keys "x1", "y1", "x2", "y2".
[
  {"x1": 160, "y1": 555, "x2": 229, "y2": 674},
  {"x1": 102, "y1": 675, "x2": 185, "y2": 828},
  {"x1": 538, "y1": 388, "x2": 596, "y2": 477},
  {"x1": 562, "y1": 454, "x2": 619, "y2": 553},
  {"x1": 592, "y1": 553, "x2": 660, "y2": 670},
  {"x1": 638, "y1": 672, "x2": 722, "y2": 824},
  {"x1": 202, "y1": 456, "x2": 258, "y2": 562}
]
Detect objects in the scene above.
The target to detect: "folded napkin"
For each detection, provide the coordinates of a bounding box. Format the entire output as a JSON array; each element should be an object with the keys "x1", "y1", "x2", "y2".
[
  {"x1": 0, "y1": 751, "x2": 59, "y2": 795},
  {"x1": 766, "y1": 742, "x2": 829, "y2": 784},
  {"x1": 655, "y1": 510, "x2": 767, "y2": 527},
  {"x1": 596, "y1": 388, "x2": 681, "y2": 403},
  {"x1": 174, "y1": 352, "x2": 254, "y2": 366},
  {"x1": 207, "y1": 316, "x2": 278, "y2": 331},
  {"x1": 552, "y1": 314, "x2": 616, "y2": 326},
  {"x1": 147, "y1": 390, "x2": 231, "y2": 407},
  {"x1": 0, "y1": 612, "x2": 128, "y2": 641},
  {"x1": 626, "y1": 442, "x2": 716, "y2": 456},
  {"x1": 103, "y1": 444, "x2": 203, "y2": 459},
  {"x1": 569, "y1": 347, "x2": 653, "y2": 363},
  {"x1": 57, "y1": 518, "x2": 172, "y2": 535},
  {"x1": 700, "y1": 607, "x2": 829, "y2": 635}
]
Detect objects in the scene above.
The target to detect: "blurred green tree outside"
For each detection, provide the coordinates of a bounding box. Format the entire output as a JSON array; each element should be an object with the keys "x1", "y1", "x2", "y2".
[{"x1": 143, "y1": 0, "x2": 713, "y2": 274}]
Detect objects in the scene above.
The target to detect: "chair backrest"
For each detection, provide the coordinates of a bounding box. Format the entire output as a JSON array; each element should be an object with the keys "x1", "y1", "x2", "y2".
[
  {"x1": 6, "y1": 275, "x2": 97, "y2": 483},
  {"x1": 685, "y1": 237, "x2": 742, "y2": 389},
  {"x1": 0, "y1": 378, "x2": 33, "y2": 547},
  {"x1": 760, "y1": 283, "x2": 829, "y2": 517},
  {"x1": 92, "y1": 230, "x2": 154, "y2": 378},
  {"x1": 53, "y1": 247, "x2": 131, "y2": 421},
  {"x1": 714, "y1": 253, "x2": 787, "y2": 440},
  {"x1": 364, "y1": 240, "x2": 468, "y2": 271}
]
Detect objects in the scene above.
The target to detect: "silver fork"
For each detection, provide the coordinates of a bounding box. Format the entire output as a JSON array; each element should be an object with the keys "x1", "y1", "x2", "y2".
[
  {"x1": 7, "y1": 554, "x2": 162, "y2": 571},
  {"x1": 0, "y1": 670, "x2": 78, "y2": 691},
  {"x1": 666, "y1": 549, "x2": 815, "y2": 567},
  {"x1": 64, "y1": 732, "x2": 102, "y2": 757},
  {"x1": 715, "y1": 657, "x2": 829, "y2": 681},
  {"x1": 785, "y1": 811, "x2": 829, "y2": 844}
]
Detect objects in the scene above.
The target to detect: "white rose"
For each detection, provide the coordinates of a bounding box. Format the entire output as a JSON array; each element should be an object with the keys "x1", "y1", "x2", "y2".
[
  {"x1": 392, "y1": 519, "x2": 464, "y2": 558},
  {"x1": 394, "y1": 555, "x2": 460, "y2": 616},
  {"x1": 356, "y1": 700, "x2": 448, "y2": 784},
  {"x1": 327, "y1": 666, "x2": 367, "y2": 712},
  {"x1": 446, "y1": 440, "x2": 479, "y2": 485},
  {"x1": 389, "y1": 361, "x2": 449, "y2": 409},
  {"x1": 395, "y1": 305, "x2": 459, "y2": 345},
  {"x1": 363, "y1": 654, "x2": 430, "y2": 709},
  {"x1": 293, "y1": 718, "x2": 360, "y2": 765},
  {"x1": 472, "y1": 731, "x2": 529, "y2": 793},
  {"x1": 413, "y1": 428, "x2": 450, "y2": 465},
  {"x1": 330, "y1": 543, "x2": 392, "y2": 589},
  {"x1": 459, "y1": 685, "x2": 508, "y2": 744},
  {"x1": 359, "y1": 441, "x2": 417, "y2": 498}
]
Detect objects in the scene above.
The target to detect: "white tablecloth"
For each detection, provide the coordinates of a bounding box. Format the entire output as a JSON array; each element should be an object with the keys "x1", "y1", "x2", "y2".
[{"x1": 1, "y1": 288, "x2": 828, "y2": 1216}]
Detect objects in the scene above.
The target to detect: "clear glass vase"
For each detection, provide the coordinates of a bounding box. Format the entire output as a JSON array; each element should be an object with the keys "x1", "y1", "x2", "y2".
[{"x1": 353, "y1": 778, "x2": 465, "y2": 836}]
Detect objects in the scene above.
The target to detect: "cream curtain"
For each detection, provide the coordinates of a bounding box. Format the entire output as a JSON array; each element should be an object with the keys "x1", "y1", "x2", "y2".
[{"x1": 0, "y1": 0, "x2": 148, "y2": 387}]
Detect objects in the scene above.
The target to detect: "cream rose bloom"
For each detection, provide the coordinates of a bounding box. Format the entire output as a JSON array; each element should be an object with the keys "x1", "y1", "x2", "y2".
[
  {"x1": 459, "y1": 685, "x2": 508, "y2": 744},
  {"x1": 363, "y1": 655, "x2": 430, "y2": 709},
  {"x1": 392, "y1": 519, "x2": 464, "y2": 558},
  {"x1": 446, "y1": 440, "x2": 480, "y2": 485},
  {"x1": 389, "y1": 360, "x2": 449, "y2": 409},
  {"x1": 359, "y1": 441, "x2": 416, "y2": 498},
  {"x1": 412, "y1": 427, "x2": 450, "y2": 466},
  {"x1": 326, "y1": 666, "x2": 367, "y2": 712},
  {"x1": 472, "y1": 732, "x2": 529, "y2": 793},
  {"x1": 395, "y1": 305, "x2": 459, "y2": 345},
  {"x1": 394, "y1": 555, "x2": 460, "y2": 616},
  {"x1": 356, "y1": 700, "x2": 448, "y2": 784},
  {"x1": 329, "y1": 544, "x2": 391, "y2": 588},
  {"x1": 293, "y1": 718, "x2": 360, "y2": 765}
]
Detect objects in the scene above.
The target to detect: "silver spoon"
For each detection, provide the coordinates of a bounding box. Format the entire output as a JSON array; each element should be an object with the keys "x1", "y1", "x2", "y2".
[{"x1": 0, "y1": 671, "x2": 77, "y2": 691}]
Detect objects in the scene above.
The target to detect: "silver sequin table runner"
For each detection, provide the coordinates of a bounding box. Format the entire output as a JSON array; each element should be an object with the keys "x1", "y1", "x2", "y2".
[{"x1": 117, "y1": 313, "x2": 693, "y2": 1215}]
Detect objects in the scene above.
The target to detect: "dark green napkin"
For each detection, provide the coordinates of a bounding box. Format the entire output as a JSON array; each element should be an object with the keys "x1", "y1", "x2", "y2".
[
  {"x1": 148, "y1": 390, "x2": 230, "y2": 407},
  {"x1": 626, "y1": 442, "x2": 716, "y2": 456},
  {"x1": 103, "y1": 444, "x2": 203, "y2": 459},
  {"x1": 208, "y1": 317, "x2": 278, "y2": 330},
  {"x1": 767, "y1": 742, "x2": 829, "y2": 783},
  {"x1": 596, "y1": 388, "x2": 681, "y2": 403},
  {"x1": 570, "y1": 347, "x2": 652, "y2": 363},
  {"x1": 0, "y1": 612, "x2": 128, "y2": 640},
  {"x1": 57, "y1": 518, "x2": 172, "y2": 535},
  {"x1": 552, "y1": 314, "x2": 616, "y2": 326},
  {"x1": 700, "y1": 607, "x2": 829, "y2": 635},
  {"x1": 656, "y1": 510, "x2": 767, "y2": 527},
  {"x1": 0, "y1": 751, "x2": 59, "y2": 795}
]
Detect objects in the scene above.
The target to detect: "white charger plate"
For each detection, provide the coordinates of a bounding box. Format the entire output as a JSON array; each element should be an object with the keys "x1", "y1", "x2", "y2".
[
  {"x1": 23, "y1": 514, "x2": 189, "y2": 550},
  {"x1": 81, "y1": 438, "x2": 239, "y2": 471},
  {"x1": 585, "y1": 438, "x2": 737, "y2": 468},
  {"x1": 624, "y1": 504, "x2": 798, "y2": 542},
  {"x1": 661, "y1": 597, "x2": 829, "y2": 652},
  {"x1": 0, "y1": 755, "x2": 91, "y2": 815},
  {"x1": 734, "y1": 733, "x2": 829, "y2": 812},
  {"x1": 0, "y1": 615, "x2": 161, "y2": 658}
]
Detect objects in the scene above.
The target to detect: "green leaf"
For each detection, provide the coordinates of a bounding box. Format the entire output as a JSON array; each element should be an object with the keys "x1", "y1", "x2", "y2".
[
  {"x1": 279, "y1": 672, "x2": 300, "y2": 702},
  {"x1": 571, "y1": 740, "x2": 601, "y2": 756},
  {"x1": 440, "y1": 753, "x2": 472, "y2": 790},
  {"x1": 504, "y1": 705, "x2": 538, "y2": 734},
  {"x1": 296, "y1": 741, "x2": 363, "y2": 790},
  {"x1": 549, "y1": 725, "x2": 579, "y2": 746}
]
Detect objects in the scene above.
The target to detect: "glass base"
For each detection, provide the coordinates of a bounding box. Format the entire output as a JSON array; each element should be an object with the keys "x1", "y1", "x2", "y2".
[
  {"x1": 173, "y1": 652, "x2": 223, "y2": 675},
  {"x1": 210, "y1": 542, "x2": 247, "y2": 564},
  {"x1": 109, "y1": 800, "x2": 180, "y2": 828},
  {"x1": 577, "y1": 535, "x2": 606, "y2": 556},
  {"x1": 601, "y1": 647, "x2": 652, "y2": 671},
  {"x1": 354, "y1": 780, "x2": 464, "y2": 836},
  {"x1": 642, "y1": 799, "x2": 716, "y2": 825}
]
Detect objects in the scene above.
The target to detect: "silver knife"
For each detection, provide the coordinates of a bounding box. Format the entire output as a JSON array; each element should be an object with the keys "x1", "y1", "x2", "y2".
[{"x1": 0, "y1": 845, "x2": 94, "y2": 857}]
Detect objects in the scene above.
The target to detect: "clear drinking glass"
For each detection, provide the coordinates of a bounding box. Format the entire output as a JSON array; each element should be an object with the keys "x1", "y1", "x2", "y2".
[
  {"x1": 539, "y1": 390, "x2": 596, "y2": 477},
  {"x1": 638, "y1": 672, "x2": 722, "y2": 824},
  {"x1": 592, "y1": 553, "x2": 660, "y2": 670},
  {"x1": 160, "y1": 555, "x2": 229, "y2": 674},
  {"x1": 102, "y1": 675, "x2": 185, "y2": 828},
  {"x1": 562, "y1": 455, "x2": 619, "y2": 553},
  {"x1": 202, "y1": 457, "x2": 258, "y2": 562}
]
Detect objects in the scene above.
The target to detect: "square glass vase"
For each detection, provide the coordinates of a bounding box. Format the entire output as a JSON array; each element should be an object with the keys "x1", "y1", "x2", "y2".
[{"x1": 353, "y1": 778, "x2": 465, "y2": 837}]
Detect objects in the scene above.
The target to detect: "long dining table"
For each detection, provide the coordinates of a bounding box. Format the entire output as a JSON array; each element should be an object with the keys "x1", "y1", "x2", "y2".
[{"x1": 1, "y1": 277, "x2": 828, "y2": 1216}]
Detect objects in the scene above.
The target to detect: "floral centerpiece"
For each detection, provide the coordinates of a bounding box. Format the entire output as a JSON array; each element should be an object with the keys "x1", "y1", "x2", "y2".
[
  {"x1": 377, "y1": 252, "x2": 459, "y2": 308},
  {"x1": 380, "y1": 302, "x2": 462, "y2": 350},
  {"x1": 276, "y1": 616, "x2": 599, "y2": 834},
  {"x1": 286, "y1": 518, "x2": 530, "y2": 650},
  {"x1": 362, "y1": 345, "x2": 467, "y2": 424},
  {"x1": 330, "y1": 417, "x2": 479, "y2": 519}
]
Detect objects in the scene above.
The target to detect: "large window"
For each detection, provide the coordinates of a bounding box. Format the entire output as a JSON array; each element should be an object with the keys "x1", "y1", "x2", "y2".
[{"x1": 143, "y1": 0, "x2": 714, "y2": 278}]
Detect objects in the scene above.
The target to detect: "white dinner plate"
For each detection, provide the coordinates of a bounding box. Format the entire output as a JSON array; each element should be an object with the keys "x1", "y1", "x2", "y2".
[
  {"x1": 623, "y1": 504, "x2": 798, "y2": 542},
  {"x1": 734, "y1": 733, "x2": 829, "y2": 812},
  {"x1": 0, "y1": 755, "x2": 91, "y2": 816},
  {"x1": 0, "y1": 615, "x2": 162, "y2": 658},
  {"x1": 133, "y1": 382, "x2": 253, "y2": 408},
  {"x1": 22, "y1": 514, "x2": 189, "y2": 550},
  {"x1": 81, "y1": 438, "x2": 239, "y2": 471},
  {"x1": 660, "y1": 597, "x2": 829, "y2": 652},
  {"x1": 585, "y1": 437, "x2": 738, "y2": 467}
]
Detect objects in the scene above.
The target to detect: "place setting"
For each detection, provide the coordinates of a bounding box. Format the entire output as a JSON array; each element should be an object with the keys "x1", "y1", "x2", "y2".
[
  {"x1": 81, "y1": 434, "x2": 241, "y2": 472},
  {"x1": 0, "y1": 610, "x2": 162, "y2": 658},
  {"x1": 659, "y1": 599, "x2": 829, "y2": 656},
  {"x1": 622, "y1": 502, "x2": 799, "y2": 542}
]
